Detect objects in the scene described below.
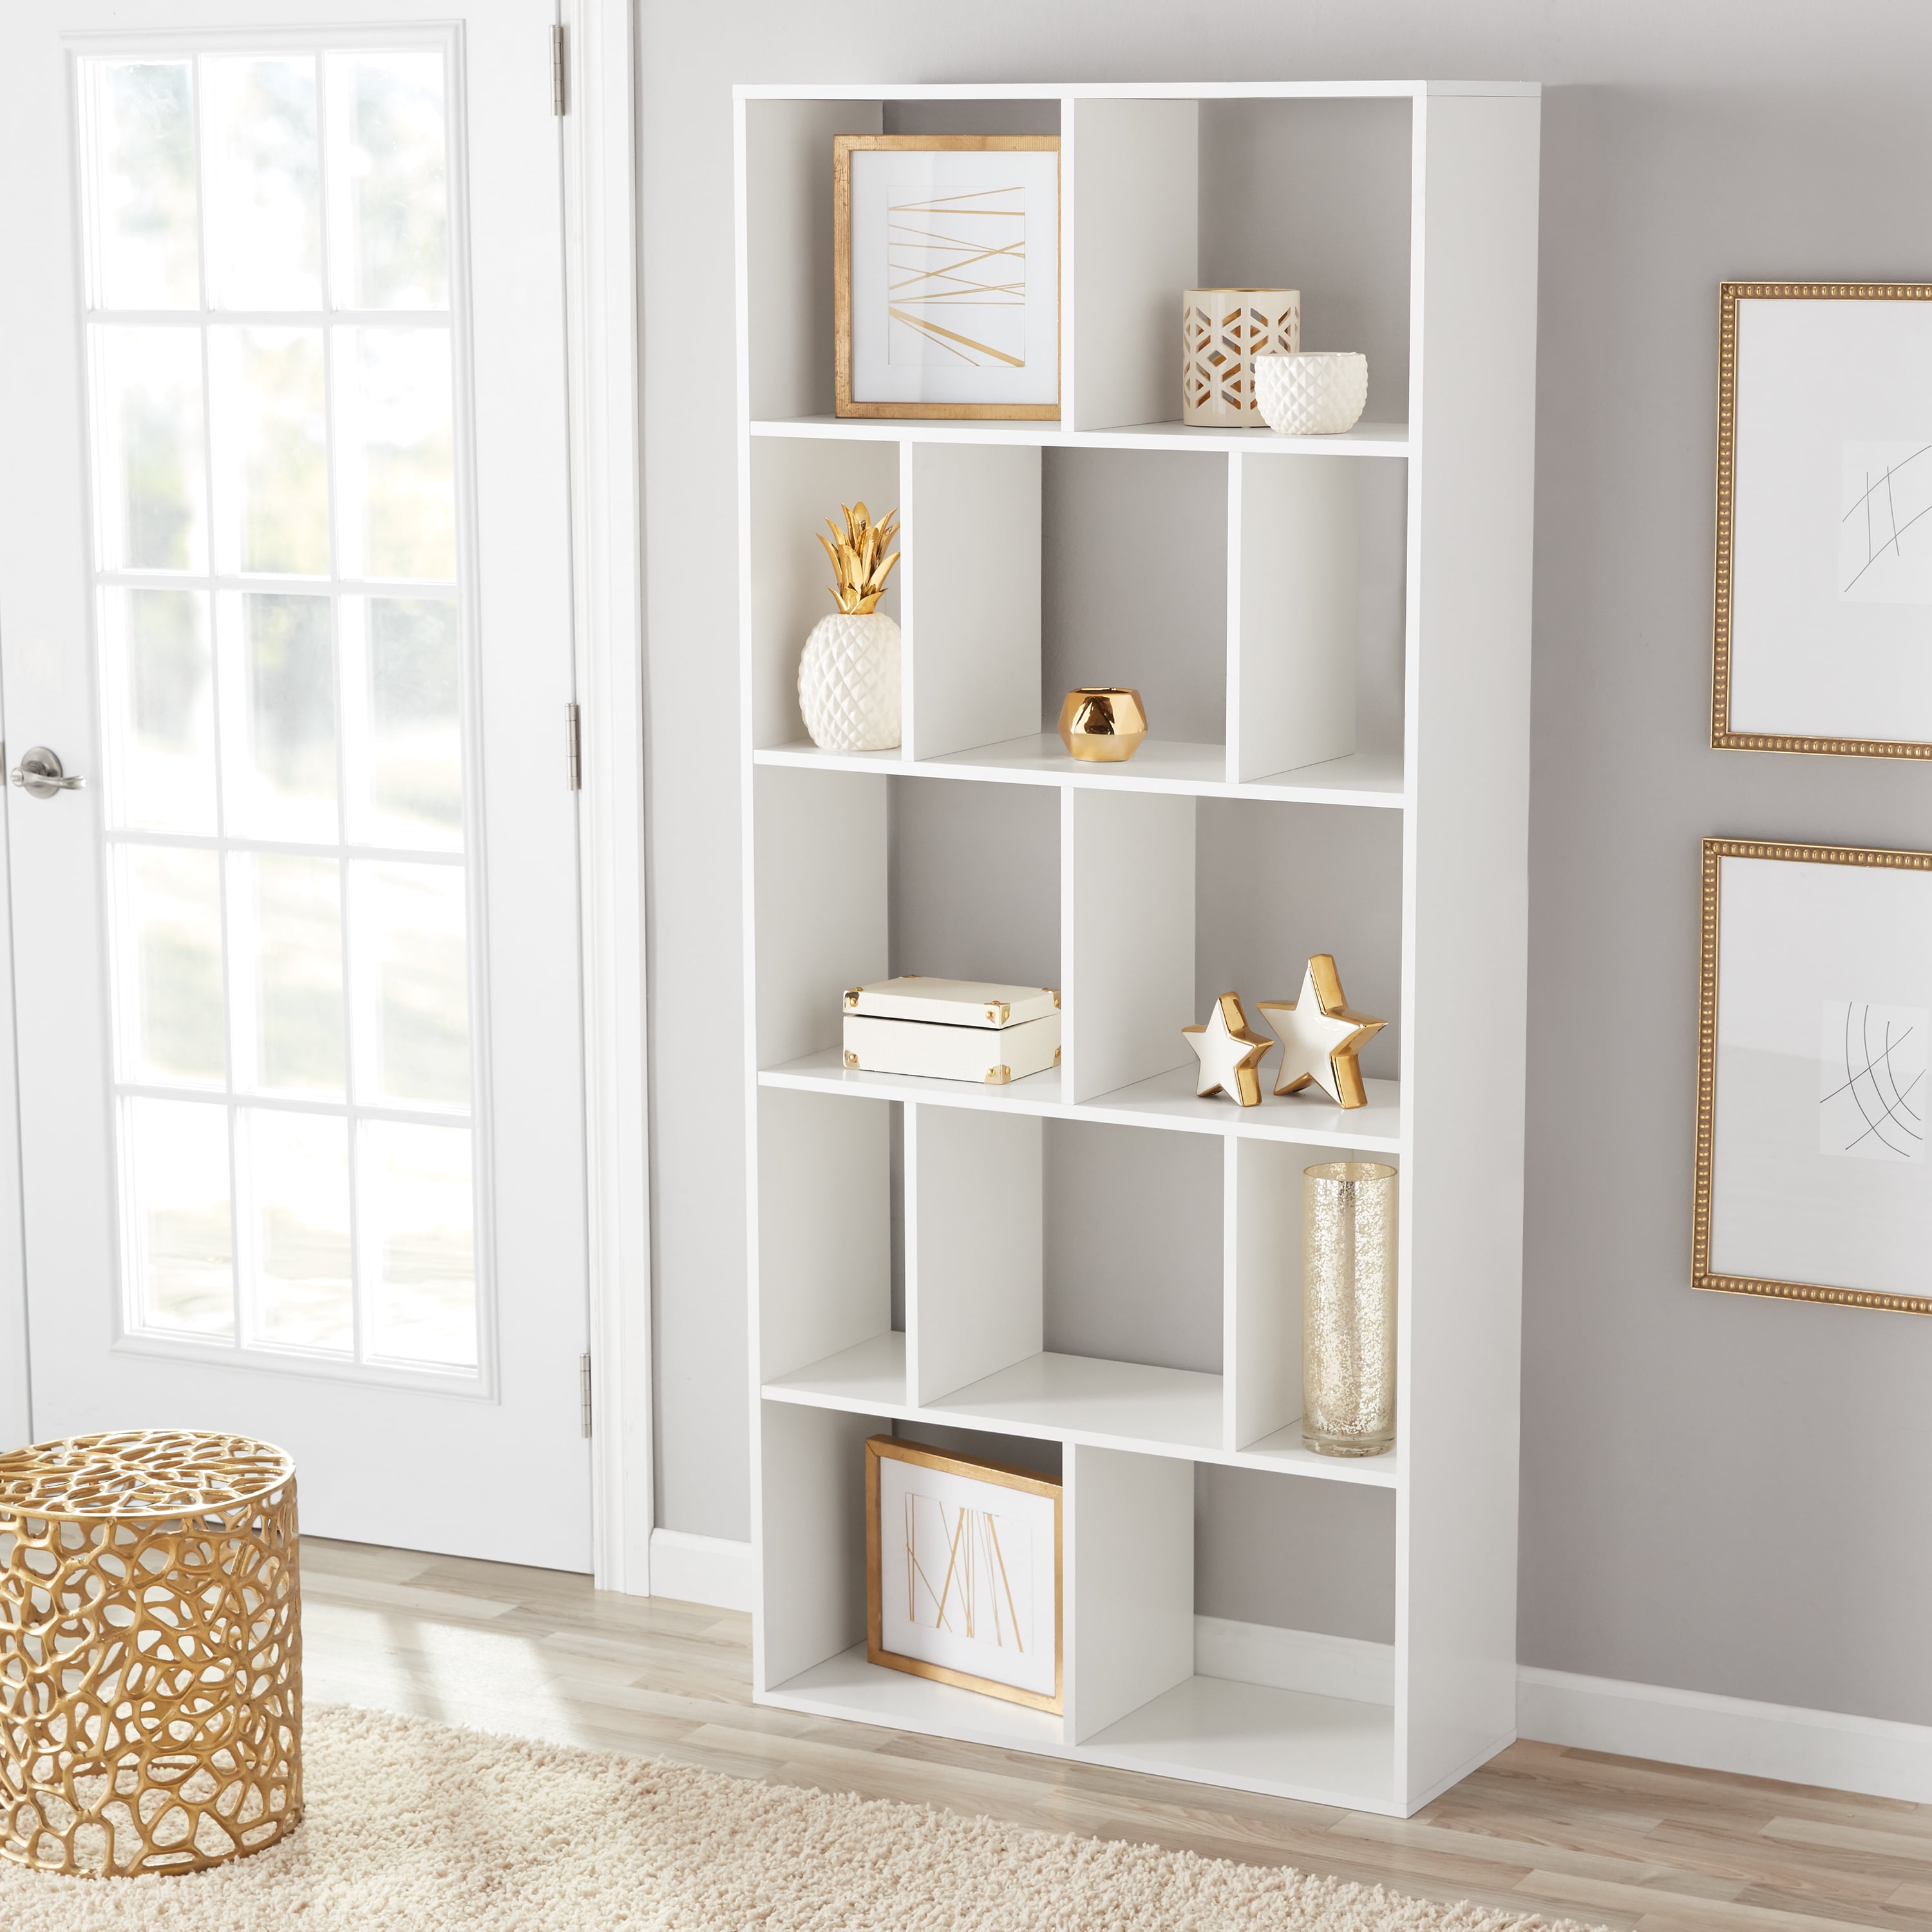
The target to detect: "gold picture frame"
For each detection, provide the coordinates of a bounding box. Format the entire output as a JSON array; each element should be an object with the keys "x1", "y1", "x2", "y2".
[
  {"x1": 833, "y1": 135, "x2": 1060, "y2": 421},
  {"x1": 864, "y1": 1434, "x2": 1063, "y2": 1712},
  {"x1": 1712, "y1": 280, "x2": 1932, "y2": 759},
  {"x1": 1695, "y1": 835, "x2": 1932, "y2": 1314}
]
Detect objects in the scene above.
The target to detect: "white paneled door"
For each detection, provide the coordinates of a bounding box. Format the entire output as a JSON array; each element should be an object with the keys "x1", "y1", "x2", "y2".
[{"x1": 0, "y1": 2, "x2": 592, "y2": 1567}]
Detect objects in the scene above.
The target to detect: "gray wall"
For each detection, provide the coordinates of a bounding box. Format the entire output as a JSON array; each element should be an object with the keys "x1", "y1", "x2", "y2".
[{"x1": 641, "y1": 4, "x2": 1932, "y2": 1724}]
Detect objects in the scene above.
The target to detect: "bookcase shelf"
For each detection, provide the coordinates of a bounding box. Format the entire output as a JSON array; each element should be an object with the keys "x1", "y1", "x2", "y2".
[
  {"x1": 757, "y1": 1052, "x2": 1403, "y2": 1150},
  {"x1": 739, "y1": 77, "x2": 1539, "y2": 1819},
  {"x1": 750, "y1": 415, "x2": 1413, "y2": 459},
  {"x1": 763, "y1": 1333, "x2": 1401, "y2": 1488},
  {"x1": 767, "y1": 1644, "x2": 1396, "y2": 1811},
  {"x1": 753, "y1": 737, "x2": 1406, "y2": 807}
]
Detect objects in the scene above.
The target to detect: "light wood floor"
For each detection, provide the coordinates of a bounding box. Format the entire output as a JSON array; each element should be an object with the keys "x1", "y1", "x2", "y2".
[{"x1": 301, "y1": 1536, "x2": 1932, "y2": 1932}]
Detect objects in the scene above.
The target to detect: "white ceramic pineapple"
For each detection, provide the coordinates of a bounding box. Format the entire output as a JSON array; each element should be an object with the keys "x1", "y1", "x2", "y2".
[{"x1": 799, "y1": 501, "x2": 902, "y2": 752}]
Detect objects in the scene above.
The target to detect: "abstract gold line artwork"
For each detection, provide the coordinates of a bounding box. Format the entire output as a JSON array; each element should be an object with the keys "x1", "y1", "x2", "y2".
[
  {"x1": 902, "y1": 1493, "x2": 1028, "y2": 1652},
  {"x1": 887, "y1": 186, "x2": 1027, "y2": 369},
  {"x1": 833, "y1": 135, "x2": 1059, "y2": 421},
  {"x1": 886, "y1": 310, "x2": 1025, "y2": 368}
]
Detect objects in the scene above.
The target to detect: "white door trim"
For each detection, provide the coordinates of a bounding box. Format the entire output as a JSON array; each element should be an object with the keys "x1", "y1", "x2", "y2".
[
  {"x1": 559, "y1": 0, "x2": 652, "y2": 1595},
  {"x1": 0, "y1": 768, "x2": 26, "y2": 1452}
]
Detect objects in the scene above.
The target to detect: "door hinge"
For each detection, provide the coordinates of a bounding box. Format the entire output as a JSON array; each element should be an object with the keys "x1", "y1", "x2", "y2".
[
  {"x1": 580, "y1": 1352, "x2": 593, "y2": 1437},
  {"x1": 565, "y1": 701, "x2": 582, "y2": 790},
  {"x1": 551, "y1": 23, "x2": 568, "y2": 116}
]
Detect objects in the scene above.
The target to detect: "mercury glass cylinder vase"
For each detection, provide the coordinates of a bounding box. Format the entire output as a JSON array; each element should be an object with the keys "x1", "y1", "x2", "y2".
[{"x1": 1302, "y1": 1162, "x2": 1397, "y2": 1457}]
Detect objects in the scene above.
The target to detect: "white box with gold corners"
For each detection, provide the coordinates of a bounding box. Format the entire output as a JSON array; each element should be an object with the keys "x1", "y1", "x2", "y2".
[{"x1": 842, "y1": 976, "x2": 1061, "y2": 1084}]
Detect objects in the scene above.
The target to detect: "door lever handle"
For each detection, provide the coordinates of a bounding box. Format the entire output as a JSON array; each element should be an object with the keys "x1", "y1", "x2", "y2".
[{"x1": 10, "y1": 746, "x2": 85, "y2": 799}]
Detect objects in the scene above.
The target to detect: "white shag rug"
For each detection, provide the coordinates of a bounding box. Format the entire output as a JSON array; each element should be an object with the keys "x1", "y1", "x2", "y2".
[{"x1": 0, "y1": 1703, "x2": 1604, "y2": 1931}]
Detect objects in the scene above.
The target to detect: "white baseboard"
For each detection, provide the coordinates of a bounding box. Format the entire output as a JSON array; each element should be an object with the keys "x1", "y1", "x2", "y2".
[
  {"x1": 1195, "y1": 1616, "x2": 1394, "y2": 1705},
  {"x1": 1519, "y1": 1665, "x2": 1932, "y2": 1804},
  {"x1": 640, "y1": 1551, "x2": 1932, "y2": 1807},
  {"x1": 647, "y1": 1529, "x2": 753, "y2": 1613}
]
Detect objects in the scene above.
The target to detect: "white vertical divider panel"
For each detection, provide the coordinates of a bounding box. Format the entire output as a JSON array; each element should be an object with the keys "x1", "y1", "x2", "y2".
[
  {"x1": 1222, "y1": 453, "x2": 1245, "y2": 787},
  {"x1": 744, "y1": 98, "x2": 881, "y2": 419},
  {"x1": 1227, "y1": 1137, "x2": 1306, "y2": 1452},
  {"x1": 1063, "y1": 788, "x2": 1196, "y2": 1102},
  {"x1": 1397, "y1": 89, "x2": 1541, "y2": 1812},
  {"x1": 903, "y1": 443, "x2": 1043, "y2": 761},
  {"x1": 906, "y1": 1105, "x2": 1043, "y2": 1405},
  {"x1": 896, "y1": 439, "x2": 918, "y2": 758},
  {"x1": 757, "y1": 1087, "x2": 891, "y2": 1383},
  {"x1": 1220, "y1": 1141, "x2": 1241, "y2": 1446},
  {"x1": 1230, "y1": 454, "x2": 1360, "y2": 782},
  {"x1": 753, "y1": 764, "x2": 887, "y2": 1066},
  {"x1": 1065, "y1": 1444, "x2": 1195, "y2": 1742},
  {"x1": 759, "y1": 1401, "x2": 883, "y2": 1690},
  {"x1": 1065, "y1": 99, "x2": 1199, "y2": 431},
  {"x1": 750, "y1": 438, "x2": 902, "y2": 750}
]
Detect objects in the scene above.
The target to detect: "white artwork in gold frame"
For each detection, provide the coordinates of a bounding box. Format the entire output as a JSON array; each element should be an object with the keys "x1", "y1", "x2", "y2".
[
  {"x1": 1713, "y1": 282, "x2": 1932, "y2": 759},
  {"x1": 1696, "y1": 837, "x2": 1932, "y2": 1315},
  {"x1": 834, "y1": 135, "x2": 1059, "y2": 421},
  {"x1": 864, "y1": 1434, "x2": 1061, "y2": 1712}
]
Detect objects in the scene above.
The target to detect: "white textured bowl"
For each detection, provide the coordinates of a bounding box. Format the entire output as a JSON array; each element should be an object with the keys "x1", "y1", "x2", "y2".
[{"x1": 1253, "y1": 352, "x2": 1369, "y2": 435}]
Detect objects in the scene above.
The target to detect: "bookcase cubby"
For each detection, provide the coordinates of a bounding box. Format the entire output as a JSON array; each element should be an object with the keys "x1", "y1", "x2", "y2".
[{"x1": 739, "y1": 79, "x2": 1539, "y2": 1816}]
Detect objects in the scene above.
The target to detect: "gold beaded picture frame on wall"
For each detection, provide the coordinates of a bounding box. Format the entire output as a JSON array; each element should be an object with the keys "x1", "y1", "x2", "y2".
[
  {"x1": 1712, "y1": 281, "x2": 1932, "y2": 759},
  {"x1": 1696, "y1": 837, "x2": 1932, "y2": 1314}
]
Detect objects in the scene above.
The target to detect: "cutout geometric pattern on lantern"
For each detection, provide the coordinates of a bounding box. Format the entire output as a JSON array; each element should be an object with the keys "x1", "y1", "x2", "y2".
[
  {"x1": 1182, "y1": 289, "x2": 1300, "y2": 426},
  {"x1": 0, "y1": 1430, "x2": 301, "y2": 1877}
]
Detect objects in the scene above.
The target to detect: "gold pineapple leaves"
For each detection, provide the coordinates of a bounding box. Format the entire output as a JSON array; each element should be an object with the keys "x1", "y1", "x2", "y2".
[{"x1": 819, "y1": 501, "x2": 902, "y2": 615}]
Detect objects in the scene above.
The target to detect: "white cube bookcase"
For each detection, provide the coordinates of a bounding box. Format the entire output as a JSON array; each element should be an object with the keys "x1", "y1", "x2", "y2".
[{"x1": 737, "y1": 80, "x2": 1539, "y2": 1818}]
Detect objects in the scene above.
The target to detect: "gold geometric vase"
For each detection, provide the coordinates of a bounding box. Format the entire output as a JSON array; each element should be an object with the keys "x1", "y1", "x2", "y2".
[
  {"x1": 0, "y1": 1430, "x2": 302, "y2": 1877},
  {"x1": 1056, "y1": 687, "x2": 1149, "y2": 762}
]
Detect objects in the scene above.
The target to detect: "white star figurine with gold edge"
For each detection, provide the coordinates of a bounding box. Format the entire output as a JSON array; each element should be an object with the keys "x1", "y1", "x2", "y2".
[
  {"x1": 1256, "y1": 955, "x2": 1386, "y2": 1110},
  {"x1": 1182, "y1": 992, "x2": 1274, "y2": 1107}
]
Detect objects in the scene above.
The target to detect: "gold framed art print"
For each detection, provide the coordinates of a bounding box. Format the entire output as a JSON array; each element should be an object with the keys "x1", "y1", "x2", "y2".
[
  {"x1": 864, "y1": 1434, "x2": 1062, "y2": 1712},
  {"x1": 1696, "y1": 837, "x2": 1932, "y2": 1314},
  {"x1": 833, "y1": 135, "x2": 1060, "y2": 421},
  {"x1": 1713, "y1": 281, "x2": 1932, "y2": 759}
]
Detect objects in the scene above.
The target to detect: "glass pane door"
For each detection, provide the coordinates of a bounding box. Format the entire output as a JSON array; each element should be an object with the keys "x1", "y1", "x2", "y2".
[{"x1": 78, "y1": 43, "x2": 482, "y2": 1378}]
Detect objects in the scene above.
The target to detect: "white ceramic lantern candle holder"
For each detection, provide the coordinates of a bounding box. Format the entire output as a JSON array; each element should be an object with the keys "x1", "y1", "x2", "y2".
[
  {"x1": 1254, "y1": 352, "x2": 1369, "y2": 435},
  {"x1": 1182, "y1": 289, "x2": 1299, "y2": 426}
]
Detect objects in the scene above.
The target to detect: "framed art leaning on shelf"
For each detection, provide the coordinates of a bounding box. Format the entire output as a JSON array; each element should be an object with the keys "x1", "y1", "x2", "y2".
[
  {"x1": 1713, "y1": 281, "x2": 1932, "y2": 757},
  {"x1": 864, "y1": 1435, "x2": 1062, "y2": 1712},
  {"x1": 1696, "y1": 837, "x2": 1932, "y2": 1313},
  {"x1": 833, "y1": 134, "x2": 1059, "y2": 421}
]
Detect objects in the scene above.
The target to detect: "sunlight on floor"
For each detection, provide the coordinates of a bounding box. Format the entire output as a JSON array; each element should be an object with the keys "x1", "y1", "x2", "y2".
[{"x1": 301, "y1": 1600, "x2": 603, "y2": 1748}]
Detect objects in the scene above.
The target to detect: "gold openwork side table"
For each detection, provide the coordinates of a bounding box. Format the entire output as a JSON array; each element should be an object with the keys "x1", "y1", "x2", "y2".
[{"x1": 0, "y1": 1430, "x2": 302, "y2": 1876}]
